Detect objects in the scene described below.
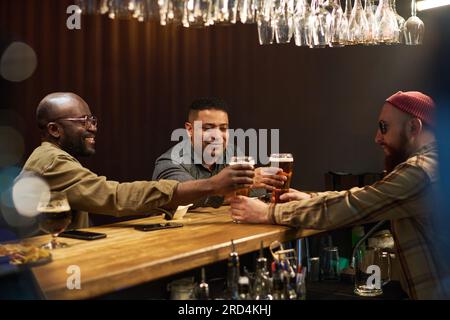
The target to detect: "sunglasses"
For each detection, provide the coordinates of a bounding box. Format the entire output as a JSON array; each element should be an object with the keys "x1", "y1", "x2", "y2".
[{"x1": 378, "y1": 120, "x2": 388, "y2": 134}]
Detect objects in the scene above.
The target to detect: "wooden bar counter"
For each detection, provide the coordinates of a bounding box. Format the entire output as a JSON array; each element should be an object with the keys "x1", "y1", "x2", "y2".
[{"x1": 24, "y1": 206, "x2": 319, "y2": 299}]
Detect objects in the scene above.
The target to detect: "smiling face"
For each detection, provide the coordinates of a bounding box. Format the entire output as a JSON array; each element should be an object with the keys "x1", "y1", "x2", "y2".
[
  {"x1": 57, "y1": 100, "x2": 97, "y2": 157},
  {"x1": 185, "y1": 109, "x2": 229, "y2": 165},
  {"x1": 41, "y1": 94, "x2": 97, "y2": 157},
  {"x1": 374, "y1": 103, "x2": 415, "y2": 172}
]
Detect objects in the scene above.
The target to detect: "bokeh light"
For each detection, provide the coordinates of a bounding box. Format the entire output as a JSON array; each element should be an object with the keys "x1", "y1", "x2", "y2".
[
  {"x1": 1, "y1": 188, "x2": 36, "y2": 228},
  {"x1": 12, "y1": 172, "x2": 50, "y2": 218},
  {"x1": 0, "y1": 168, "x2": 41, "y2": 235},
  {"x1": 0, "y1": 42, "x2": 37, "y2": 82},
  {"x1": 0, "y1": 126, "x2": 25, "y2": 167},
  {"x1": 0, "y1": 166, "x2": 21, "y2": 197}
]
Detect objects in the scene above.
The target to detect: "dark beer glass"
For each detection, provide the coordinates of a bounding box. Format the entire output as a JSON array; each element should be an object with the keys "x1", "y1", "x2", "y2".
[
  {"x1": 270, "y1": 153, "x2": 293, "y2": 203},
  {"x1": 37, "y1": 191, "x2": 72, "y2": 249}
]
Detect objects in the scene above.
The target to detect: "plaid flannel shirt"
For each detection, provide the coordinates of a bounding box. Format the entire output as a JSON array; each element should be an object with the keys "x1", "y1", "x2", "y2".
[{"x1": 268, "y1": 142, "x2": 449, "y2": 299}]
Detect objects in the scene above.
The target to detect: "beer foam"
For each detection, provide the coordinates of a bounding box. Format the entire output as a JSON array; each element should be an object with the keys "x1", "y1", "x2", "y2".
[
  {"x1": 260, "y1": 167, "x2": 280, "y2": 176},
  {"x1": 230, "y1": 160, "x2": 255, "y2": 166},
  {"x1": 269, "y1": 157, "x2": 293, "y2": 162},
  {"x1": 37, "y1": 204, "x2": 71, "y2": 213}
]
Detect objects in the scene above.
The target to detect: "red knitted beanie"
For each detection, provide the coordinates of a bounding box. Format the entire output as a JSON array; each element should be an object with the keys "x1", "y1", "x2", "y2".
[{"x1": 386, "y1": 91, "x2": 435, "y2": 126}]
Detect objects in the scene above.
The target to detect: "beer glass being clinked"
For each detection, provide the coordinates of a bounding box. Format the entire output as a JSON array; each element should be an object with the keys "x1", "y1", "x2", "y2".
[
  {"x1": 229, "y1": 156, "x2": 255, "y2": 197},
  {"x1": 269, "y1": 153, "x2": 293, "y2": 203}
]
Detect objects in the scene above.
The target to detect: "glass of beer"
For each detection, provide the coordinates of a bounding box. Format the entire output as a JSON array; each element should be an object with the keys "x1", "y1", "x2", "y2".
[
  {"x1": 229, "y1": 156, "x2": 255, "y2": 197},
  {"x1": 354, "y1": 247, "x2": 391, "y2": 297},
  {"x1": 270, "y1": 153, "x2": 293, "y2": 203},
  {"x1": 37, "y1": 191, "x2": 72, "y2": 250}
]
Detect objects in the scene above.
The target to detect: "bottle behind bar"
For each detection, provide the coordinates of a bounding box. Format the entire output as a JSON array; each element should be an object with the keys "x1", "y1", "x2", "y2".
[
  {"x1": 285, "y1": 266, "x2": 297, "y2": 300},
  {"x1": 238, "y1": 276, "x2": 251, "y2": 300},
  {"x1": 271, "y1": 261, "x2": 286, "y2": 300},
  {"x1": 254, "y1": 242, "x2": 273, "y2": 300},
  {"x1": 284, "y1": 259, "x2": 298, "y2": 300},
  {"x1": 196, "y1": 267, "x2": 209, "y2": 300},
  {"x1": 226, "y1": 240, "x2": 240, "y2": 300}
]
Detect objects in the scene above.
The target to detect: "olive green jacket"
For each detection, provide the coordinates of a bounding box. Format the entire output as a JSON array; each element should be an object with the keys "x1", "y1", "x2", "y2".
[{"x1": 20, "y1": 142, "x2": 179, "y2": 228}]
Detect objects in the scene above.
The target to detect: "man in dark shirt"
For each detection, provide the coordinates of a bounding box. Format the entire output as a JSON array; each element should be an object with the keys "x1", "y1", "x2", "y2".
[{"x1": 152, "y1": 98, "x2": 285, "y2": 207}]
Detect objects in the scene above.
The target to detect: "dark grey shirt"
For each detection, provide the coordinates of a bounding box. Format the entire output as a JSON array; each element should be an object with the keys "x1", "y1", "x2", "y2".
[{"x1": 152, "y1": 140, "x2": 263, "y2": 207}]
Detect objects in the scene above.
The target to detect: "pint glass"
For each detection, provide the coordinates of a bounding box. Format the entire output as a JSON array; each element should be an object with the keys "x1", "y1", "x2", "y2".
[
  {"x1": 354, "y1": 247, "x2": 391, "y2": 297},
  {"x1": 270, "y1": 153, "x2": 293, "y2": 203},
  {"x1": 229, "y1": 156, "x2": 255, "y2": 197}
]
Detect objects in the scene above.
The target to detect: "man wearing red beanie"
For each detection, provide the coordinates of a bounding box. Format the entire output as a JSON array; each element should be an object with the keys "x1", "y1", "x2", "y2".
[
  {"x1": 379, "y1": 91, "x2": 436, "y2": 173},
  {"x1": 230, "y1": 91, "x2": 449, "y2": 299}
]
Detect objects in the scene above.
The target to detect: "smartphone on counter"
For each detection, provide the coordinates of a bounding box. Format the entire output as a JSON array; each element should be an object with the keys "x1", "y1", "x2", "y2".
[
  {"x1": 59, "y1": 230, "x2": 107, "y2": 240},
  {"x1": 134, "y1": 222, "x2": 183, "y2": 232}
]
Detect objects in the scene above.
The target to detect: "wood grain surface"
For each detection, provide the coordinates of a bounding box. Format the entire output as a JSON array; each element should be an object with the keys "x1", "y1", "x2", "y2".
[{"x1": 23, "y1": 206, "x2": 319, "y2": 299}]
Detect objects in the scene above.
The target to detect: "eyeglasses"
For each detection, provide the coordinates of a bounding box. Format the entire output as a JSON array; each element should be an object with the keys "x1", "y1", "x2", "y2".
[
  {"x1": 54, "y1": 115, "x2": 98, "y2": 129},
  {"x1": 378, "y1": 120, "x2": 388, "y2": 134}
]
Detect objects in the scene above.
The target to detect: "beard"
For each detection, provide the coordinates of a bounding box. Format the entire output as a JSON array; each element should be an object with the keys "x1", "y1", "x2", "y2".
[
  {"x1": 62, "y1": 132, "x2": 95, "y2": 157},
  {"x1": 383, "y1": 133, "x2": 410, "y2": 173}
]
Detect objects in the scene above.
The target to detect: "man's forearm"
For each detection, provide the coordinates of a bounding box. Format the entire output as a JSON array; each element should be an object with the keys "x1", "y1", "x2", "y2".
[
  {"x1": 168, "y1": 179, "x2": 215, "y2": 207},
  {"x1": 167, "y1": 164, "x2": 254, "y2": 208}
]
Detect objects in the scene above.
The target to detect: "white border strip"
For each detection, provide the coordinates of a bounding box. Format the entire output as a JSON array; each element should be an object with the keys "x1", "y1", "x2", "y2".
[{"x1": 417, "y1": 0, "x2": 450, "y2": 11}]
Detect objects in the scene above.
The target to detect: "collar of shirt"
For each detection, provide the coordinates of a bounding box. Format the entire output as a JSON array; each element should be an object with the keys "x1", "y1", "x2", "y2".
[{"x1": 410, "y1": 141, "x2": 437, "y2": 158}]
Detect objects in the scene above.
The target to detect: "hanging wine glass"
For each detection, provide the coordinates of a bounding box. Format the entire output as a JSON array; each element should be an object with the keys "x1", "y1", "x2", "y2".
[
  {"x1": 108, "y1": 0, "x2": 135, "y2": 19},
  {"x1": 158, "y1": 0, "x2": 169, "y2": 25},
  {"x1": 288, "y1": 0, "x2": 295, "y2": 41},
  {"x1": 131, "y1": 0, "x2": 146, "y2": 21},
  {"x1": 364, "y1": 0, "x2": 377, "y2": 45},
  {"x1": 181, "y1": 0, "x2": 190, "y2": 27},
  {"x1": 74, "y1": 0, "x2": 100, "y2": 14},
  {"x1": 184, "y1": 0, "x2": 212, "y2": 27},
  {"x1": 348, "y1": 0, "x2": 369, "y2": 45},
  {"x1": 228, "y1": 0, "x2": 240, "y2": 23},
  {"x1": 327, "y1": 0, "x2": 345, "y2": 47},
  {"x1": 404, "y1": 0, "x2": 424, "y2": 45},
  {"x1": 98, "y1": 0, "x2": 111, "y2": 15},
  {"x1": 214, "y1": 0, "x2": 239, "y2": 24},
  {"x1": 142, "y1": 0, "x2": 159, "y2": 21},
  {"x1": 293, "y1": 0, "x2": 312, "y2": 47},
  {"x1": 309, "y1": 0, "x2": 330, "y2": 48},
  {"x1": 216, "y1": 0, "x2": 227, "y2": 24},
  {"x1": 239, "y1": 0, "x2": 256, "y2": 23},
  {"x1": 256, "y1": 0, "x2": 275, "y2": 44},
  {"x1": 273, "y1": 0, "x2": 294, "y2": 44},
  {"x1": 207, "y1": 0, "x2": 218, "y2": 24},
  {"x1": 391, "y1": 0, "x2": 405, "y2": 43},
  {"x1": 341, "y1": 0, "x2": 352, "y2": 45},
  {"x1": 158, "y1": 0, "x2": 185, "y2": 26},
  {"x1": 374, "y1": 0, "x2": 398, "y2": 44}
]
